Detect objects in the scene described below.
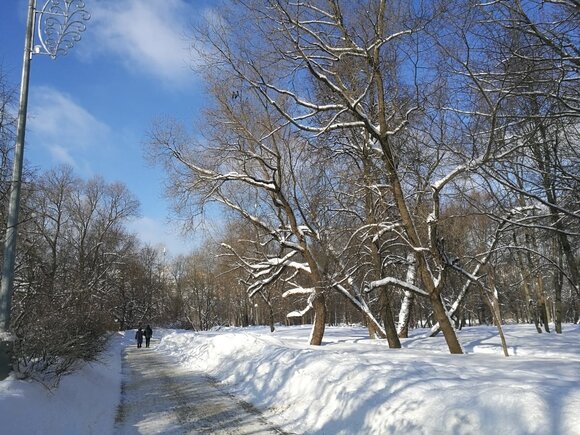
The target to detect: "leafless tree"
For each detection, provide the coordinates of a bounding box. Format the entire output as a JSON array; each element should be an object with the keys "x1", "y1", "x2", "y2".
[
  {"x1": 10, "y1": 167, "x2": 140, "y2": 382},
  {"x1": 144, "y1": 0, "x2": 579, "y2": 354}
]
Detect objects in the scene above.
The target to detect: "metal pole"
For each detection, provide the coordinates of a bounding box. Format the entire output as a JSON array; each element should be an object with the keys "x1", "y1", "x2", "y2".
[{"x1": 0, "y1": 0, "x2": 35, "y2": 380}]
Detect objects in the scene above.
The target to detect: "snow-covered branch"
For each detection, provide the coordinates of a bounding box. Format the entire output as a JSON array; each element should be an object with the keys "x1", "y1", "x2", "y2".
[
  {"x1": 365, "y1": 277, "x2": 429, "y2": 297},
  {"x1": 282, "y1": 287, "x2": 315, "y2": 298}
]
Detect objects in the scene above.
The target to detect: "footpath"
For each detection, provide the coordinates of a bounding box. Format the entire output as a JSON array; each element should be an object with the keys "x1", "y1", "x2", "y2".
[{"x1": 114, "y1": 340, "x2": 285, "y2": 434}]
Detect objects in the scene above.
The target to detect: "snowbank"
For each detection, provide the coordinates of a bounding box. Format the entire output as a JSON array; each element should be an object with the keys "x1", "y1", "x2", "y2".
[
  {"x1": 0, "y1": 325, "x2": 578, "y2": 434},
  {"x1": 0, "y1": 331, "x2": 130, "y2": 435},
  {"x1": 157, "y1": 325, "x2": 580, "y2": 435}
]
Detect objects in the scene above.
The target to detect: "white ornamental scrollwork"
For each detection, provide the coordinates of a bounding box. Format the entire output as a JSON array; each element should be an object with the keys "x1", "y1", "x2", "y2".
[{"x1": 35, "y1": 0, "x2": 90, "y2": 59}]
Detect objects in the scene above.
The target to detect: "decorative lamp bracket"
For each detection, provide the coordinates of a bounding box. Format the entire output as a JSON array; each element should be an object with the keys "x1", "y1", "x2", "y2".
[{"x1": 34, "y1": 0, "x2": 90, "y2": 59}]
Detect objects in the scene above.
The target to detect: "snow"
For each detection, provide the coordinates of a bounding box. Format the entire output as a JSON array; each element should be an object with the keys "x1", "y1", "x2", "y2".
[
  {"x1": 282, "y1": 287, "x2": 315, "y2": 297},
  {"x1": 366, "y1": 276, "x2": 429, "y2": 296},
  {"x1": 0, "y1": 331, "x2": 16, "y2": 341},
  {"x1": 0, "y1": 331, "x2": 131, "y2": 435},
  {"x1": 1, "y1": 325, "x2": 579, "y2": 434}
]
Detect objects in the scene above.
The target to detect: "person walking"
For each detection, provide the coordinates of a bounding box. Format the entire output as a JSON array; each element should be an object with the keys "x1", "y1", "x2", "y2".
[
  {"x1": 144, "y1": 325, "x2": 153, "y2": 348},
  {"x1": 135, "y1": 327, "x2": 144, "y2": 348}
]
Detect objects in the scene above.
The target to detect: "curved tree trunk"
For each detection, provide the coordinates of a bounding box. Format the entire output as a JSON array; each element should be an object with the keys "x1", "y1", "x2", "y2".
[
  {"x1": 430, "y1": 292, "x2": 463, "y2": 354},
  {"x1": 309, "y1": 290, "x2": 326, "y2": 345},
  {"x1": 380, "y1": 289, "x2": 401, "y2": 348},
  {"x1": 483, "y1": 271, "x2": 509, "y2": 357},
  {"x1": 333, "y1": 284, "x2": 387, "y2": 339},
  {"x1": 484, "y1": 288, "x2": 509, "y2": 357}
]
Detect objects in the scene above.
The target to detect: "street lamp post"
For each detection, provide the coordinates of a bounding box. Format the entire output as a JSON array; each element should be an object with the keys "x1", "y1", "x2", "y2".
[{"x1": 0, "y1": 0, "x2": 89, "y2": 380}]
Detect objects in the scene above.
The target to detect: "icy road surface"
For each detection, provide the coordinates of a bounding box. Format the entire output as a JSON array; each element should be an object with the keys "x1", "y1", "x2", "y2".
[{"x1": 114, "y1": 342, "x2": 285, "y2": 434}]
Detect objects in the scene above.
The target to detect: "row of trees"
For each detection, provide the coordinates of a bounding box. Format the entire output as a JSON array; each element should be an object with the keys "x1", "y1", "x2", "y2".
[
  {"x1": 2, "y1": 66, "x2": 270, "y2": 377},
  {"x1": 0, "y1": 74, "x2": 158, "y2": 376},
  {"x1": 0, "y1": 66, "x2": 215, "y2": 379},
  {"x1": 148, "y1": 0, "x2": 579, "y2": 354},
  {"x1": 1, "y1": 66, "x2": 185, "y2": 380},
  {"x1": 7, "y1": 166, "x2": 150, "y2": 379}
]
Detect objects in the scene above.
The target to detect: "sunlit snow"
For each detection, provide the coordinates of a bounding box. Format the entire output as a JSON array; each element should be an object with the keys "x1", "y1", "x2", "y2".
[{"x1": 1, "y1": 324, "x2": 579, "y2": 434}]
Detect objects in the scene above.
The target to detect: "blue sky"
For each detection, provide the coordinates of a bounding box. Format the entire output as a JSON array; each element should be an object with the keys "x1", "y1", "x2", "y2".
[{"x1": 0, "y1": 0, "x2": 217, "y2": 256}]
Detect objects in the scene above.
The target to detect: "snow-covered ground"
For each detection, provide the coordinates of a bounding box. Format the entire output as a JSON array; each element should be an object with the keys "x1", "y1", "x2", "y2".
[{"x1": 1, "y1": 324, "x2": 579, "y2": 434}]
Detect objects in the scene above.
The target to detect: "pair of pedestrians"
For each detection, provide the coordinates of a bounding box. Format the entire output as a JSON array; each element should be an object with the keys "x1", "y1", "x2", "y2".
[{"x1": 135, "y1": 325, "x2": 153, "y2": 348}]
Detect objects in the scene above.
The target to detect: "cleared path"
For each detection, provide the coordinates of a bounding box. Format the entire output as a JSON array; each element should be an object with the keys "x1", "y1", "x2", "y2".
[{"x1": 114, "y1": 341, "x2": 285, "y2": 435}]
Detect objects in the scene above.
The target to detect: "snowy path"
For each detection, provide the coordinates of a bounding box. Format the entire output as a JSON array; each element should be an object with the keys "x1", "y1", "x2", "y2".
[{"x1": 114, "y1": 341, "x2": 286, "y2": 434}]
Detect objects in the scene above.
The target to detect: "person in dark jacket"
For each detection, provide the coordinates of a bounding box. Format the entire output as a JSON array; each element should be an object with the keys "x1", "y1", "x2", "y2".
[
  {"x1": 135, "y1": 327, "x2": 144, "y2": 348},
  {"x1": 144, "y1": 325, "x2": 153, "y2": 348}
]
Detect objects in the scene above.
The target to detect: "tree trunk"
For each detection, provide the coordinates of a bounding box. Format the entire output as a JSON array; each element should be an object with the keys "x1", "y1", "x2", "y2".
[
  {"x1": 259, "y1": 292, "x2": 275, "y2": 333},
  {"x1": 397, "y1": 290, "x2": 414, "y2": 339},
  {"x1": 380, "y1": 289, "x2": 401, "y2": 348},
  {"x1": 269, "y1": 308, "x2": 275, "y2": 333},
  {"x1": 309, "y1": 290, "x2": 326, "y2": 345},
  {"x1": 483, "y1": 270, "x2": 509, "y2": 357},
  {"x1": 398, "y1": 254, "x2": 416, "y2": 339},
  {"x1": 533, "y1": 121, "x2": 580, "y2": 299},
  {"x1": 513, "y1": 234, "x2": 542, "y2": 332},
  {"x1": 535, "y1": 274, "x2": 550, "y2": 333},
  {"x1": 430, "y1": 292, "x2": 463, "y2": 354},
  {"x1": 559, "y1": 232, "x2": 580, "y2": 301},
  {"x1": 385, "y1": 162, "x2": 463, "y2": 353},
  {"x1": 554, "y1": 241, "x2": 563, "y2": 334},
  {"x1": 518, "y1": 278, "x2": 531, "y2": 324},
  {"x1": 486, "y1": 288, "x2": 509, "y2": 357}
]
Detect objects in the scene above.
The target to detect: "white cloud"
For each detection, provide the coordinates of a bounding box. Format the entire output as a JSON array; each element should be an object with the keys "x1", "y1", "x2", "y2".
[
  {"x1": 87, "y1": 0, "x2": 197, "y2": 85},
  {"x1": 47, "y1": 145, "x2": 76, "y2": 167},
  {"x1": 28, "y1": 86, "x2": 109, "y2": 145},
  {"x1": 126, "y1": 216, "x2": 198, "y2": 258},
  {"x1": 27, "y1": 86, "x2": 110, "y2": 168}
]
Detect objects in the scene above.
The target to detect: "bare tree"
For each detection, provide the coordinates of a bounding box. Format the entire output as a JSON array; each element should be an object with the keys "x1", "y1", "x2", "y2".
[
  {"x1": 143, "y1": 0, "x2": 579, "y2": 354},
  {"x1": 10, "y1": 167, "x2": 140, "y2": 382},
  {"x1": 454, "y1": 0, "x2": 580, "y2": 327},
  {"x1": 189, "y1": 0, "x2": 472, "y2": 352}
]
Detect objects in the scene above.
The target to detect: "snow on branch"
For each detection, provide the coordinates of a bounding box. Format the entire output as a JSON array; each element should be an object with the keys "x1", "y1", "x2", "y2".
[
  {"x1": 286, "y1": 292, "x2": 315, "y2": 318},
  {"x1": 287, "y1": 307, "x2": 311, "y2": 318},
  {"x1": 286, "y1": 262, "x2": 312, "y2": 273},
  {"x1": 297, "y1": 225, "x2": 318, "y2": 238},
  {"x1": 333, "y1": 283, "x2": 387, "y2": 337},
  {"x1": 371, "y1": 223, "x2": 403, "y2": 244},
  {"x1": 282, "y1": 287, "x2": 315, "y2": 298},
  {"x1": 259, "y1": 251, "x2": 298, "y2": 268},
  {"x1": 509, "y1": 205, "x2": 541, "y2": 215},
  {"x1": 218, "y1": 171, "x2": 276, "y2": 191},
  {"x1": 430, "y1": 161, "x2": 474, "y2": 192},
  {"x1": 248, "y1": 250, "x2": 311, "y2": 274},
  {"x1": 365, "y1": 276, "x2": 429, "y2": 297}
]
